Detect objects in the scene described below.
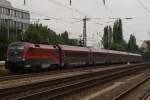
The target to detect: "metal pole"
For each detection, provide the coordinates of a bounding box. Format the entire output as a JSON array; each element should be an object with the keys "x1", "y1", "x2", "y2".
[
  {"x1": 83, "y1": 16, "x2": 87, "y2": 47},
  {"x1": 7, "y1": 19, "x2": 9, "y2": 40}
]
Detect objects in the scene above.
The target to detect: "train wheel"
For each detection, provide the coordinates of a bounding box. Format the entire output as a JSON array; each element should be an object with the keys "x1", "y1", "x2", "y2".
[
  {"x1": 37, "y1": 66, "x2": 42, "y2": 72},
  {"x1": 9, "y1": 68, "x2": 17, "y2": 74},
  {"x1": 32, "y1": 66, "x2": 38, "y2": 72}
]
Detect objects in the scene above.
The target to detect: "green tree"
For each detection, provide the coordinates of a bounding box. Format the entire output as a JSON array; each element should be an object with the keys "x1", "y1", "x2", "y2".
[
  {"x1": 19, "y1": 24, "x2": 78, "y2": 45},
  {"x1": 142, "y1": 51, "x2": 150, "y2": 61},
  {"x1": 58, "y1": 31, "x2": 69, "y2": 45},
  {"x1": 48, "y1": 29, "x2": 58, "y2": 44},
  {"x1": 22, "y1": 23, "x2": 50, "y2": 43},
  {"x1": 113, "y1": 19, "x2": 123, "y2": 43},
  {"x1": 69, "y1": 39, "x2": 79, "y2": 46},
  {"x1": 103, "y1": 26, "x2": 109, "y2": 49},
  {"x1": 102, "y1": 26, "x2": 113, "y2": 49},
  {"x1": 112, "y1": 19, "x2": 127, "y2": 51},
  {"x1": 20, "y1": 23, "x2": 59, "y2": 44},
  {"x1": 128, "y1": 34, "x2": 138, "y2": 53},
  {"x1": 108, "y1": 26, "x2": 113, "y2": 48}
]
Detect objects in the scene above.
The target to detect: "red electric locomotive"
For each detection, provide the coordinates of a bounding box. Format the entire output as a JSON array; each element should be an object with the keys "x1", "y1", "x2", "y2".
[{"x1": 6, "y1": 42, "x2": 61, "y2": 71}]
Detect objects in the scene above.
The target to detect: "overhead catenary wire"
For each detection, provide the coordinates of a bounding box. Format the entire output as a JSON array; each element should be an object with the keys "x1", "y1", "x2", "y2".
[
  {"x1": 17, "y1": 0, "x2": 150, "y2": 46},
  {"x1": 11, "y1": 1, "x2": 87, "y2": 34},
  {"x1": 21, "y1": 1, "x2": 150, "y2": 37},
  {"x1": 136, "y1": 0, "x2": 150, "y2": 15},
  {"x1": 47, "y1": 0, "x2": 87, "y2": 16},
  {"x1": 19, "y1": 0, "x2": 150, "y2": 25},
  {"x1": 21, "y1": 0, "x2": 150, "y2": 31},
  {"x1": 47, "y1": 0, "x2": 107, "y2": 27}
]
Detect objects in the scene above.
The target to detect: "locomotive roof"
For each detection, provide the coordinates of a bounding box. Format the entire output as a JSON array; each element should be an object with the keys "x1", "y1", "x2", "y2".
[
  {"x1": 35, "y1": 44, "x2": 54, "y2": 49},
  {"x1": 10, "y1": 42, "x2": 54, "y2": 49}
]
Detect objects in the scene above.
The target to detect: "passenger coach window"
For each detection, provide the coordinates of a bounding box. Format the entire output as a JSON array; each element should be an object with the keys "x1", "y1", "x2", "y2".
[{"x1": 68, "y1": 52, "x2": 88, "y2": 57}]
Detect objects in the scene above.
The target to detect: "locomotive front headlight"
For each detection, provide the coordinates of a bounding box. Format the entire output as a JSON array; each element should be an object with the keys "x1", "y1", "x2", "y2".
[{"x1": 22, "y1": 58, "x2": 25, "y2": 61}]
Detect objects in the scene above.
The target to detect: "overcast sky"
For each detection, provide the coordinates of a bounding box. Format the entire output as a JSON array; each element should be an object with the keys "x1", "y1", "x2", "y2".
[{"x1": 8, "y1": 0, "x2": 150, "y2": 47}]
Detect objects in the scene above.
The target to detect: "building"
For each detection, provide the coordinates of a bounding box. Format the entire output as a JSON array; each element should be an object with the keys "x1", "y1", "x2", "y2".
[
  {"x1": 141, "y1": 40, "x2": 150, "y2": 52},
  {"x1": 141, "y1": 41, "x2": 148, "y2": 49},
  {"x1": 0, "y1": 0, "x2": 30, "y2": 40}
]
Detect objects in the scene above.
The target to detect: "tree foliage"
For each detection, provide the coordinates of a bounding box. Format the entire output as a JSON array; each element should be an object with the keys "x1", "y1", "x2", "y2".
[
  {"x1": 112, "y1": 19, "x2": 127, "y2": 51},
  {"x1": 17, "y1": 23, "x2": 78, "y2": 46},
  {"x1": 103, "y1": 19, "x2": 127, "y2": 51},
  {"x1": 58, "y1": 31, "x2": 69, "y2": 45},
  {"x1": 128, "y1": 34, "x2": 138, "y2": 53},
  {"x1": 22, "y1": 23, "x2": 50, "y2": 44},
  {"x1": 102, "y1": 26, "x2": 113, "y2": 49}
]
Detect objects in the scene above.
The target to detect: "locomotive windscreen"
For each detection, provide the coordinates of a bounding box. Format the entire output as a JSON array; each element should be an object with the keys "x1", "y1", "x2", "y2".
[
  {"x1": 7, "y1": 43, "x2": 25, "y2": 62},
  {"x1": 9, "y1": 43, "x2": 24, "y2": 50}
]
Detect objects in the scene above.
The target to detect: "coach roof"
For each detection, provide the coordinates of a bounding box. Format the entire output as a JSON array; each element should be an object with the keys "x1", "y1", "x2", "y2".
[{"x1": 59, "y1": 45, "x2": 90, "y2": 52}]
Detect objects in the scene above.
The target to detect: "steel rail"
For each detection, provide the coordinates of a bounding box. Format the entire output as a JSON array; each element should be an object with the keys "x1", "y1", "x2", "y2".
[
  {"x1": 0, "y1": 63, "x2": 144, "y2": 82},
  {"x1": 141, "y1": 89, "x2": 150, "y2": 100},
  {"x1": 2, "y1": 63, "x2": 148, "y2": 100},
  {"x1": 112, "y1": 74, "x2": 150, "y2": 100},
  {"x1": 0, "y1": 65, "x2": 109, "y2": 81}
]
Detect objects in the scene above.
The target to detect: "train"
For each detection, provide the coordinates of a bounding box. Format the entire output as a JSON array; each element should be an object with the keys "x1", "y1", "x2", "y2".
[{"x1": 5, "y1": 42, "x2": 143, "y2": 72}]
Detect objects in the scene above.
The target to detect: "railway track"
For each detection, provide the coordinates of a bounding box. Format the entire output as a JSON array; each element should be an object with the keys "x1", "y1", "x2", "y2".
[
  {"x1": 0, "y1": 63, "x2": 149, "y2": 100},
  {"x1": 0, "y1": 63, "x2": 136, "y2": 82},
  {"x1": 141, "y1": 90, "x2": 150, "y2": 100},
  {"x1": 112, "y1": 75, "x2": 150, "y2": 100},
  {"x1": 0, "y1": 65, "x2": 107, "y2": 81}
]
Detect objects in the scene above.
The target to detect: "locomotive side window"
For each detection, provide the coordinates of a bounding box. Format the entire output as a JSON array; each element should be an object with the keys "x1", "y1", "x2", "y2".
[
  {"x1": 28, "y1": 48, "x2": 33, "y2": 53},
  {"x1": 95, "y1": 53, "x2": 107, "y2": 57}
]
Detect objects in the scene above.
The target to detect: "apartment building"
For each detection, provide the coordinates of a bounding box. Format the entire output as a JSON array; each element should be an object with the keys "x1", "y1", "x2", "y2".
[{"x1": 0, "y1": 0, "x2": 30, "y2": 40}]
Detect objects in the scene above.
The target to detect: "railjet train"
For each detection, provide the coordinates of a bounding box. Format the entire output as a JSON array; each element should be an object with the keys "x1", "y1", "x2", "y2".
[{"x1": 5, "y1": 42, "x2": 142, "y2": 72}]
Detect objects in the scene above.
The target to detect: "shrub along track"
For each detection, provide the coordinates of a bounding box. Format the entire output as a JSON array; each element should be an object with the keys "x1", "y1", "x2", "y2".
[{"x1": 0, "y1": 63, "x2": 149, "y2": 100}]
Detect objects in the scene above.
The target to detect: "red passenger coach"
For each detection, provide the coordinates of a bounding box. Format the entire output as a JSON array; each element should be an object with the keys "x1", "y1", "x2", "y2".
[
  {"x1": 91, "y1": 48, "x2": 109, "y2": 64},
  {"x1": 59, "y1": 45, "x2": 91, "y2": 67}
]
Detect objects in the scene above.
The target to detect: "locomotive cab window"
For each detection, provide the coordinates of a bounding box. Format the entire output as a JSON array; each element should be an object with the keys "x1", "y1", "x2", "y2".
[
  {"x1": 28, "y1": 47, "x2": 33, "y2": 53},
  {"x1": 9, "y1": 43, "x2": 24, "y2": 50}
]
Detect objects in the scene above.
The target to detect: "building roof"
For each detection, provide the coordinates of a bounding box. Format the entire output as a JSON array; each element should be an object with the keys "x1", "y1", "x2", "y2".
[
  {"x1": 0, "y1": 0, "x2": 29, "y2": 13},
  {"x1": 0, "y1": 0, "x2": 13, "y2": 8},
  {"x1": 141, "y1": 40, "x2": 150, "y2": 49}
]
